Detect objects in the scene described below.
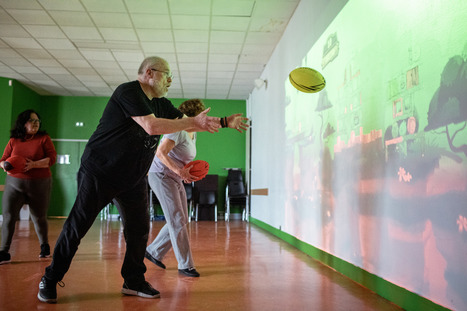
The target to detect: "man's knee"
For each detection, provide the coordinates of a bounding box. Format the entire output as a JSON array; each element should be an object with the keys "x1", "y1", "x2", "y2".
[{"x1": 125, "y1": 220, "x2": 150, "y2": 238}]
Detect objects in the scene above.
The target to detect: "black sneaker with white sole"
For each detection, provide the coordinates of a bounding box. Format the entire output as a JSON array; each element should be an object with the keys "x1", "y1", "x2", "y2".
[
  {"x1": 37, "y1": 276, "x2": 64, "y2": 303},
  {"x1": 121, "y1": 281, "x2": 160, "y2": 298}
]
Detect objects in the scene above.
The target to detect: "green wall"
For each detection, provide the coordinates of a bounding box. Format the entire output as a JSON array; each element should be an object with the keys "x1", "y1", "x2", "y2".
[
  {"x1": 0, "y1": 78, "x2": 14, "y2": 203},
  {"x1": 40, "y1": 96, "x2": 109, "y2": 139},
  {"x1": 0, "y1": 85, "x2": 247, "y2": 216},
  {"x1": 11, "y1": 81, "x2": 41, "y2": 124}
]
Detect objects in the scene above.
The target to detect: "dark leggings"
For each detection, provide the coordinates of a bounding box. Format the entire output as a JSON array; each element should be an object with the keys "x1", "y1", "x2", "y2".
[{"x1": 1, "y1": 175, "x2": 52, "y2": 252}]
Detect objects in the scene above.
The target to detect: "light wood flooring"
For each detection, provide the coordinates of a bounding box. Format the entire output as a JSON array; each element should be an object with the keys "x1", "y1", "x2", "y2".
[{"x1": 0, "y1": 218, "x2": 402, "y2": 311}]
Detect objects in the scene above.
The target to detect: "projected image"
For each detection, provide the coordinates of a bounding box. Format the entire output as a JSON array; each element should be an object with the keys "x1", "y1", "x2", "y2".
[{"x1": 283, "y1": 1, "x2": 467, "y2": 310}]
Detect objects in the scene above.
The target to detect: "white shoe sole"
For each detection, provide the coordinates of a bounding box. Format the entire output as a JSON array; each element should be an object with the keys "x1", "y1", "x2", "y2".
[
  {"x1": 121, "y1": 288, "x2": 160, "y2": 299},
  {"x1": 37, "y1": 292, "x2": 57, "y2": 303}
]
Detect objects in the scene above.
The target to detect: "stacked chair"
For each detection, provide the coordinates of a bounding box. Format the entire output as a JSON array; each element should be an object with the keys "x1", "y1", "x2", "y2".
[
  {"x1": 193, "y1": 174, "x2": 218, "y2": 221},
  {"x1": 224, "y1": 169, "x2": 248, "y2": 221},
  {"x1": 184, "y1": 182, "x2": 194, "y2": 222}
]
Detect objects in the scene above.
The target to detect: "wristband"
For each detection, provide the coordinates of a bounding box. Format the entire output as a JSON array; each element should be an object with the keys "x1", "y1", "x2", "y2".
[{"x1": 220, "y1": 116, "x2": 228, "y2": 128}]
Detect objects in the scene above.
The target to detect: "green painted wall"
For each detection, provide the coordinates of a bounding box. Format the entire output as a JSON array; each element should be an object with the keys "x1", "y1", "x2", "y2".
[
  {"x1": 40, "y1": 96, "x2": 109, "y2": 139},
  {"x1": 0, "y1": 78, "x2": 14, "y2": 205},
  {"x1": 11, "y1": 81, "x2": 41, "y2": 124}
]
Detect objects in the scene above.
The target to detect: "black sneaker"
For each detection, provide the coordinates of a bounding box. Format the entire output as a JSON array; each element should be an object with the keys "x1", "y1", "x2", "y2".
[
  {"x1": 144, "y1": 251, "x2": 166, "y2": 269},
  {"x1": 178, "y1": 267, "x2": 200, "y2": 277},
  {"x1": 39, "y1": 243, "x2": 51, "y2": 258},
  {"x1": 0, "y1": 251, "x2": 11, "y2": 265},
  {"x1": 37, "y1": 276, "x2": 64, "y2": 303},
  {"x1": 121, "y1": 281, "x2": 160, "y2": 298}
]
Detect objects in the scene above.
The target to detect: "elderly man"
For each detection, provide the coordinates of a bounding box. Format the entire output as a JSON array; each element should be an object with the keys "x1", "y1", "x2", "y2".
[{"x1": 38, "y1": 56, "x2": 248, "y2": 303}]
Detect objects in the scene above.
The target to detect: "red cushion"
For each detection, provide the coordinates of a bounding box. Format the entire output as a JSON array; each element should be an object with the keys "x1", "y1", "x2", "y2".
[
  {"x1": 184, "y1": 160, "x2": 209, "y2": 180},
  {"x1": 4, "y1": 156, "x2": 27, "y2": 174}
]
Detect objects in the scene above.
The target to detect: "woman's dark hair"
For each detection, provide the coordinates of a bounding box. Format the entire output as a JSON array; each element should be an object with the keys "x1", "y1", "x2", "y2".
[{"x1": 10, "y1": 109, "x2": 47, "y2": 139}]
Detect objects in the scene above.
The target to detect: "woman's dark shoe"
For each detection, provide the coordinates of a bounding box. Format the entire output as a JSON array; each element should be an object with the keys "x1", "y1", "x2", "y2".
[
  {"x1": 178, "y1": 267, "x2": 200, "y2": 277},
  {"x1": 39, "y1": 243, "x2": 51, "y2": 258},
  {"x1": 0, "y1": 251, "x2": 11, "y2": 264},
  {"x1": 144, "y1": 251, "x2": 166, "y2": 269}
]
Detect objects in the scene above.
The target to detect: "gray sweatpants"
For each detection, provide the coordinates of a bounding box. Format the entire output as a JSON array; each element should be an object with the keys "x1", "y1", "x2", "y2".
[
  {"x1": 1, "y1": 175, "x2": 52, "y2": 252},
  {"x1": 146, "y1": 172, "x2": 194, "y2": 269}
]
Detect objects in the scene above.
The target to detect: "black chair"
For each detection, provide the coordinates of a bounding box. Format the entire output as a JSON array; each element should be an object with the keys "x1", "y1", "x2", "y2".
[
  {"x1": 194, "y1": 174, "x2": 218, "y2": 221},
  {"x1": 227, "y1": 169, "x2": 243, "y2": 182},
  {"x1": 196, "y1": 191, "x2": 217, "y2": 221},
  {"x1": 225, "y1": 169, "x2": 248, "y2": 221},
  {"x1": 183, "y1": 182, "x2": 194, "y2": 222}
]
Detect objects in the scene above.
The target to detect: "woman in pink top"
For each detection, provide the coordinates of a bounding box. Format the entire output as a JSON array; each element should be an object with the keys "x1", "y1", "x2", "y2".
[{"x1": 0, "y1": 109, "x2": 57, "y2": 264}]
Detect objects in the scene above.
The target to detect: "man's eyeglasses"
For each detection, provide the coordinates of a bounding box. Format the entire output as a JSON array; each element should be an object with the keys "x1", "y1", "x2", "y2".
[
  {"x1": 28, "y1": 119, "x2": 41, "y2": 124},
  {"x1": 151, "y1": 69, "x2": 173, "y2": 79}
]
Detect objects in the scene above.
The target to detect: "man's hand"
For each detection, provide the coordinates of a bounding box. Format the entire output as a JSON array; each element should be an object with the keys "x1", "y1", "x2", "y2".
[
  {"x1": 227, "y1": 114, "x2": 249, "y2": 133},
  {"x1": 193, "y1": 108, "x2": 220, "y2": 133}
]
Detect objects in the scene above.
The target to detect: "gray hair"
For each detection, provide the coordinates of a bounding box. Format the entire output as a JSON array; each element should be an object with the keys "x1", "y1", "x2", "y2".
[{"x1": 137, "y1": 56, "x2": 166, "y2": 75}]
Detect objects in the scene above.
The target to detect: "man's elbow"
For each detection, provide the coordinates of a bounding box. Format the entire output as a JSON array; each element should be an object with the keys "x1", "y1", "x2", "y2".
[
  {"x1": 133, "y1": 115, "x2": 161, "y2": 135},
  {"x1": 142, "y1": 123, "x2": 162, "y2": 136},
  {"x1": 145, "y1": 127, "x2": 158, "y2": 135}
]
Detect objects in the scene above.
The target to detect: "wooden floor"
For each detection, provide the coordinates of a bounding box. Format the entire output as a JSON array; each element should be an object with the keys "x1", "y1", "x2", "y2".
[{"x1": 0, "y1": 218, "x2": 402, "y2": 311}]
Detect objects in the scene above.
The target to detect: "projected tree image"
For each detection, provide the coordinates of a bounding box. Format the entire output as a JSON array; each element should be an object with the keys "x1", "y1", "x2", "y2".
[{"x1": 425, "y1": 54, "x2": 467, "y2": 158}]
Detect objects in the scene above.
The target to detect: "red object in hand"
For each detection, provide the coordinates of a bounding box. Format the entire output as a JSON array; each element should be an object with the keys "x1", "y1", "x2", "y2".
[
  {"x1": 184, "y1": 160, "x2": 209, "y2": 180},
  {"x1": 4, "y1": 156, "x2": 27, "y2": 174}
]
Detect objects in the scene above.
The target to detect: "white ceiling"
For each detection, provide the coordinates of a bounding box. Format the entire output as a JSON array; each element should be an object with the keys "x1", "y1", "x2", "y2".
[{"x1": 0, "y1": 0, "x2": 300, "y2": 100}]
